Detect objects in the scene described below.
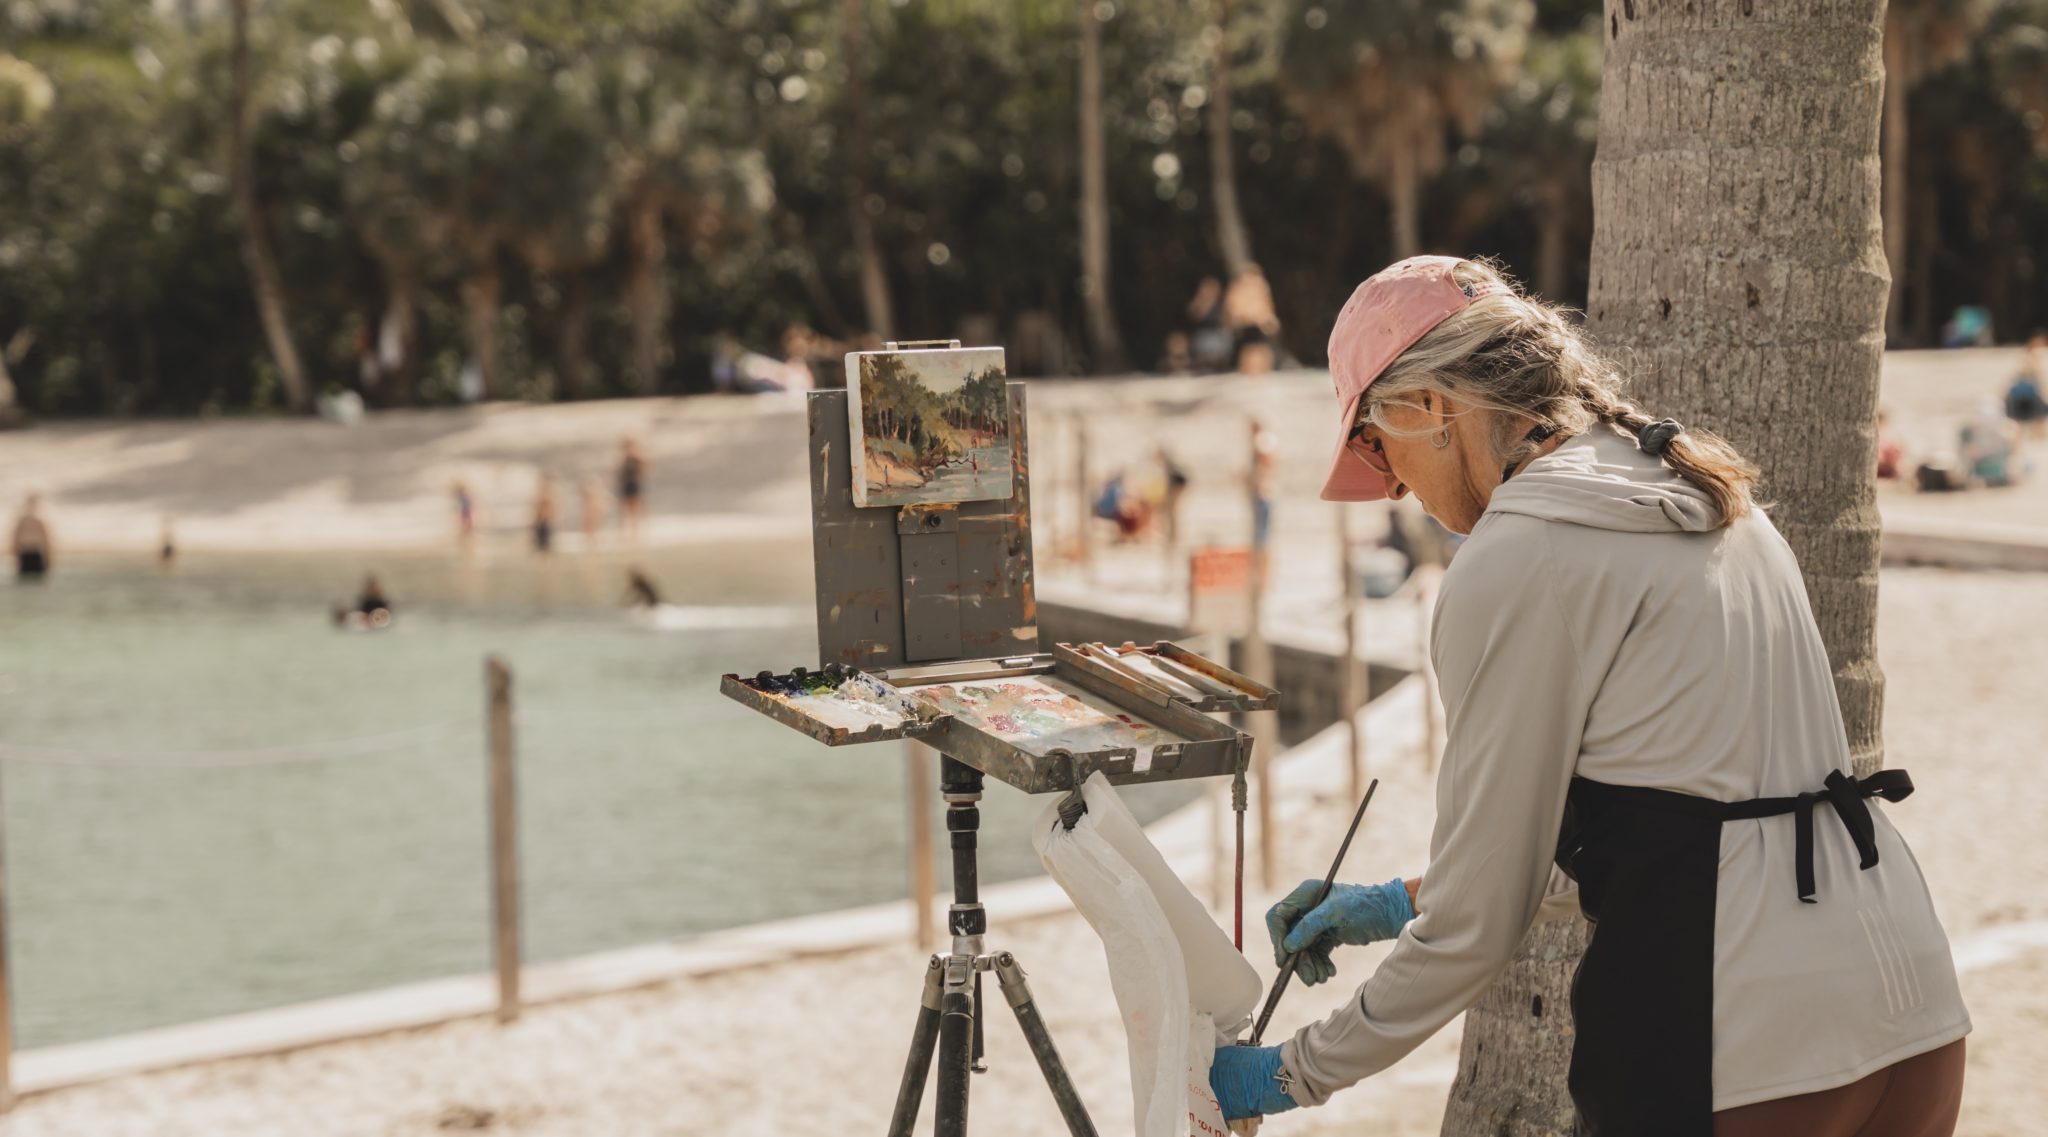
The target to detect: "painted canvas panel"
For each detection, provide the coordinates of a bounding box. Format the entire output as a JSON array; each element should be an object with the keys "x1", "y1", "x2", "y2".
[{"x1": 846, "y1": 346, "x2": 1012, "y2": 507}]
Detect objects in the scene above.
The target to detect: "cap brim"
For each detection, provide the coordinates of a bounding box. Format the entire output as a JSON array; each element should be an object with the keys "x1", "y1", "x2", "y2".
[{"x1": 1319, "y1": 390, "x2": 1390, "y2": 501}]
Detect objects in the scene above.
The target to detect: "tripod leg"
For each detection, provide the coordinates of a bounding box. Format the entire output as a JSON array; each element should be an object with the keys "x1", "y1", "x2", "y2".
[
  {"x1": 935, "y1": 955, "x2": 976, "y2": 1137},
  {"x1": 887, "y1": 957, "x2": 944, "y2": 1137},
  {"x1": 993, "y1": 952, "x2": 1098, "y2": 1137}
]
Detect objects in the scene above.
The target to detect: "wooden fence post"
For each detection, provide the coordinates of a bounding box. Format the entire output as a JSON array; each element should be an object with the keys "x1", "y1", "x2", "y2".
[
  {"x1": 905, "y1": 740, "x2": 936, "y2": 952},
  {"x1": 485, "y1": 656, "x2": 522, "y2": 1023},
  {"x1": 1337, "y1": 503, "x2": 1365, "y2": 805},
  {"x1": 0, "y1": 759, "x2": 15, "y2": 1112}
]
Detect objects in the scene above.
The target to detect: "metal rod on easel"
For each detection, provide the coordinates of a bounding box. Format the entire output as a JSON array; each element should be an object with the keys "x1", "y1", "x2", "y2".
[{"x1": 1247, "y1": 422, "x2": 1276, "y2": 892}]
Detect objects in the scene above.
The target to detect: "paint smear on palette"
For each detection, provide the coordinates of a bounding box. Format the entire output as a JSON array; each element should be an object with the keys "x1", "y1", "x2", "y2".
[
  {"x1": 907, "y1": 675, "x2": 1181, "y2": 759},
  {"x1": 759, "y1": 671, "x2": 924, "y2": 732}
]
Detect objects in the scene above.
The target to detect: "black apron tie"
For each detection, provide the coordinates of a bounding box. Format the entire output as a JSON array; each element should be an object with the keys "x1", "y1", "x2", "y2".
[{"x1": 1569, "y1": 769, "x2": 1915, "y2": 904}]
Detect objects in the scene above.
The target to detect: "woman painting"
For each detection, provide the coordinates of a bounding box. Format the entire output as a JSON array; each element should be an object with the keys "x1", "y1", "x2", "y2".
[{"x1": 1210, "y1": 257, "x2": 1969, "y2": 1136}]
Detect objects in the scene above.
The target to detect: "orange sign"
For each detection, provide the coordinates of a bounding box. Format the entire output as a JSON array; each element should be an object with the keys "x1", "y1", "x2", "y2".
[{"x1": 1188, "y1": 547, "x2": 1253, "y2": 636}]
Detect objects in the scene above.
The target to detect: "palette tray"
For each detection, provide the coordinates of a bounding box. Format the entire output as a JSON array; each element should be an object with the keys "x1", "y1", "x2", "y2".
[
  {"x1": 1052, "y1": 640, "x2": 1278, "y2": 715},
  {"x1": 720, "y1": 666, "x2": 947, "y2": 746},
  {"x1": 722, "y1": 652, "x2": 1255, "y2": 794}
]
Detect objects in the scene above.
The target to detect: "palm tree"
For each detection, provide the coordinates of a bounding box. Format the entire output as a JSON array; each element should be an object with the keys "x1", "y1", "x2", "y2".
[
  {"x1": 840, "y1": 0, "x2": 895, "y2": 341},
  {"x1": 1440, "y1": 0, "x2": 1894, "y2": 1132},
  {"x1": 1206, "y1": 0, "x2": 1255, "y2": 277},
  {"x1": 596, "y1": 49, "x2": 772, "y2": 395},
  {"x1": 1077, "y1": 0, "x2": 1126, "y2": 371},
  {"x1": 1281, "y1": 0, "x2": 1530, "y2": 261},
  {"x1": 230, "y1": 0, "x2": 314, "y2": 412},
  {"x1": 1881, "y1": 0, "x2": 1988, "y2": 344}
]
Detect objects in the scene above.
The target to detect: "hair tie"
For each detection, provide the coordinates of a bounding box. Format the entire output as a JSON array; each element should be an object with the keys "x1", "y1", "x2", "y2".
[{"x1": 1637, "y1": 418, "x2": 1683, "y2": 457}]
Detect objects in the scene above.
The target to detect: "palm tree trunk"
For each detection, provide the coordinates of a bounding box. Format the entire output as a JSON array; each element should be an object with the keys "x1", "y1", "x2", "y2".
[
  {"x1": 1207, "y1": 0, "x2": 1253, "y2": 278},
  {"x1": 1439, "y1": 3, "x2": 1891, "y2": 1133},
  {"x1": 841, "y1": 0, "x2": 894, "y2": 340},
  {"x1": 1881, "y1": 10, "x2": 1911, "y2": 345},
  {"x1": 230, "y1": 0, "x2": 312, "y2": 413},
  {"x1": 377, "y1": 260, "x2": 419, "y2": 405},
  {"x1": 1077, "y1": 0, "x2": 1125, "y2": 372},
  {"x1": 1534, "y1": 181, "x2": 1569, "y2": 303},
  {"x1": 625, "y1": 195, "x2": 668, "y2": 394},
  {"x1": 461, "y1": 256, "x2": 502, "y2": 399},
  {"x1": 556, "y1": 266, "x2": 590, "y2": 399}
]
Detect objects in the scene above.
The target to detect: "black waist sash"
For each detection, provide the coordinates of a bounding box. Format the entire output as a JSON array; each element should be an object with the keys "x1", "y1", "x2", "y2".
[{"x1": 1551, "y1": 768, "x2": 1915, "y2": 1136}]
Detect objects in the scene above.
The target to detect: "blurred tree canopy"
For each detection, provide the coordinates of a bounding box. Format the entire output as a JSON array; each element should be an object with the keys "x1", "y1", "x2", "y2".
[{"x1": 1, "y1": 0, "x2": 2044, "y2": 416}]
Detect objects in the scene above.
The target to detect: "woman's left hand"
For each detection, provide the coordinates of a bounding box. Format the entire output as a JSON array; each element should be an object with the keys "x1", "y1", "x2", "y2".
[{"x1": 1266, "y1": 877, "x2": 1417, "y2": 985}]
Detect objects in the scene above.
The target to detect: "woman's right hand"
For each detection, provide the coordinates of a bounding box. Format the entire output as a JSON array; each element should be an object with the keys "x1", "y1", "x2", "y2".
[{"x1": 1265, "y1": 877, "x2": 1417, "y2": 985}]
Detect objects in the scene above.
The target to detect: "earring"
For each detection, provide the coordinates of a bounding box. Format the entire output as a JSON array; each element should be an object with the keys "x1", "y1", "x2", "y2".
[{"x1": 1431, "y1": 427, "x2": 1451, "y2": 449}]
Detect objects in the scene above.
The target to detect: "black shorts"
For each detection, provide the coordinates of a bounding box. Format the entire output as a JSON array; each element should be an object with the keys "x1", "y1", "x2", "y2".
[{"x1": 17, "y1": 551, "x2": 46, "y2": 578}]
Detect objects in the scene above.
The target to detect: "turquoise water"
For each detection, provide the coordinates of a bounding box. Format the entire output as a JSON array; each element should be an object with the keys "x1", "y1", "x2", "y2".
[{"x1": 0, "y1": 546, "x2": 1198, "y2": 1048}]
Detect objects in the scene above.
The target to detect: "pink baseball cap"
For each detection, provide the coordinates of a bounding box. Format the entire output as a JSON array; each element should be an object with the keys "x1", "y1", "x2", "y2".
[{"x1": 1319, "y1": 256, "x2": 1507, "y2": 501}]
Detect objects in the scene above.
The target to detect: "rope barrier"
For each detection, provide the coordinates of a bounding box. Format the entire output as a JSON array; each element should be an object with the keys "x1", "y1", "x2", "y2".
[
  {"x1": 0, "y1": 706, "x2": 722, "y2": 768},
  {"x1": 0, "y1": 721, "x2": 473, "y2": 769}
]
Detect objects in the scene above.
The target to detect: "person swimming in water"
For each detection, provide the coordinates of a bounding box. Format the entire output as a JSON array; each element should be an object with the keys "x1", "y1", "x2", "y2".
[
  {"x1": 623, "y1": 566, "x2": 662, "y2": 608},
  {"x1": 333, "y1": 573, "x2": 395, "y2": 629},
  {"x1": 11, "y1": 493, "x2": 51, "y2": 580}
]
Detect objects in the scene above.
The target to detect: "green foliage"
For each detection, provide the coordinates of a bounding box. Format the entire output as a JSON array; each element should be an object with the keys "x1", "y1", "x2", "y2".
[{"x1": 1, "y1": 0, "x2": 2045, "y2": 415}]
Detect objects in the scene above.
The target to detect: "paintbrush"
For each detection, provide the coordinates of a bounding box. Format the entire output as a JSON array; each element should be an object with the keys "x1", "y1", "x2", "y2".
[{"x1": 1246, "y1": 777, "x2": 1379, "y2": 1048}]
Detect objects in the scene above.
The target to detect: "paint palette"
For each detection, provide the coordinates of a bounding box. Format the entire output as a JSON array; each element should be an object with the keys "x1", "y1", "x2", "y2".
[
  {"x1": 720, "y1": 667, "x2": 946, "y2": 746},
  {"x1": 721, "y1": 651, "x2": 1255, "y2": 794}
]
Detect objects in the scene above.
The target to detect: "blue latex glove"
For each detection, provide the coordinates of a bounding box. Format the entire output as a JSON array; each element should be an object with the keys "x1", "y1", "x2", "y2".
[
  {"x1": 1266, "y1": 877, "x2": 1414, "y2": 986},
  {"x1": 1208, "y1": 1043, "x2": 1298, "y2": 1121}
]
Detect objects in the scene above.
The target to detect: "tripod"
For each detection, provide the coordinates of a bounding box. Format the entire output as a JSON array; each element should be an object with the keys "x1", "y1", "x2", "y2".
[{"x1": 887, "y1": 756, "x2": 1097, "y2": 1137}]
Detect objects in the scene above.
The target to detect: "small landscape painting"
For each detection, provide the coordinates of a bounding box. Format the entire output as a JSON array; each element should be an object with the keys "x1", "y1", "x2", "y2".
[{"x1": 847, "y1": 346, "x2": 1012, "y2": 508}]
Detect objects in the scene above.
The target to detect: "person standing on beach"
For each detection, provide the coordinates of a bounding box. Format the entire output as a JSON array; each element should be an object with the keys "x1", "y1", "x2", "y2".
[
  {"x1": 578, "y1": 476, "x2": 608, "y2": 551},
  {"x1": 616, "y1": 438, "x2": 647, "y2": 543},
  {"x1": 532, "y1": 473, "x2": 556, "y2": 555},
  {"x1": 452, "y1": 480, "x2": 478, "y2": 548},
  {"x1": 11, "y1": 493, "x2": 51, "y2": 579}
]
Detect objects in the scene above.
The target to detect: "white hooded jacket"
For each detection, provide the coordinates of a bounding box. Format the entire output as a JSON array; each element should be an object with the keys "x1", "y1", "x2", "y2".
[{"x1": 1281, "y1": 425, "x2": 1970, "y2": 1111}]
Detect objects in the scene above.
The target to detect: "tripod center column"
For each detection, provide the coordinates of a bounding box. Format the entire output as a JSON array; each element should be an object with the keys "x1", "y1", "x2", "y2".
[{"x1": 939, "y1": 755, "x2": 986, "y2": 957}]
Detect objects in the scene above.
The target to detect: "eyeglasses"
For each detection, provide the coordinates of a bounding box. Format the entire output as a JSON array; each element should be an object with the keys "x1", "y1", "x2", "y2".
[{"x1": 1345, "y1": 422, "x2": 1394, "y2": 479}]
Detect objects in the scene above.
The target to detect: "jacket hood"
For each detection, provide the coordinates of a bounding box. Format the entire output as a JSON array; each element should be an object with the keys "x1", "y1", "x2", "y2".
[{"x1": 1484, "y1": 425, "x2": 1722, "y2": 533}]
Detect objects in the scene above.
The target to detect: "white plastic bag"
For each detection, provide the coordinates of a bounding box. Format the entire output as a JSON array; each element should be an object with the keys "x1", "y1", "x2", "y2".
[{"x1": 1034, "y1": 773, "x2": 1261, "y2": 1137}]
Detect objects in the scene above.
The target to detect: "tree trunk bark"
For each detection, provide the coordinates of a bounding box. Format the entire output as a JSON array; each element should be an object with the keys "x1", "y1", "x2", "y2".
[
  {"x1": 556, "y1": 266, "x2": 590, "y2": 399},
  {"x1": 1881, "y1": 10, "x2": 1910, "y2": 346},
  {"x1": 842, "y1": 0, "x2": 894, "y2": 341},
  {"x1": 1208, "y1": 0, "x2": 1253, "y2": 278},
  {"x1": 625, "y1": 196, "x2": 668, "y2": 395},
  {"x1": 1388, "y1": 128, "x2": 1421, "y2": 262},
  {"x1": 230, "y1": 0, "x2": 313, "y2": 413},
  {"x1": 1077, "y1": 0, "x2": 1126, "y2": 372},
  {"x1": 377, "y1": 259, "x2": 419, "y2": 405},
  {"x1": 1534, "y1": 181, "x2": 1569, "y2": 303},
  {"x1": 461, "y1": 256, "x2": 502, "y2": 399},
  {"x1": 1440, "y1": 2, "x2": 1891, "y2": 1133}
]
